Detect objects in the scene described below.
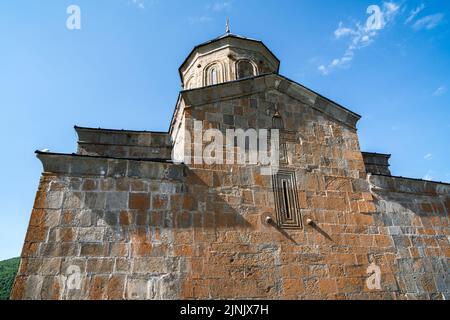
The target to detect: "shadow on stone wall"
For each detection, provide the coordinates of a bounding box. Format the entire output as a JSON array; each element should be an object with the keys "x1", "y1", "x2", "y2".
[
  {"x1": 71, "y1": 166, "x2": 252, "y2": 233},
  {"x1": 371, "y1": 187, "x2": 450, "y2": 299}
]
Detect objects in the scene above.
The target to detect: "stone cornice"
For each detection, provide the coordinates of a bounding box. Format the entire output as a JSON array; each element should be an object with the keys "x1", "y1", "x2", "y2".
[
  {"x1": 35, "y1": 151, "x2": 184, "y2": 180},
  {"x1": 75, "y1": 126, "x2": 170, "y2": 148},
  {"x1": 369, "y1": 174, "x2": 450, "y2": 195},
  {"x1": 74, "y1": 125, "x2": 168, "y2": 135}
]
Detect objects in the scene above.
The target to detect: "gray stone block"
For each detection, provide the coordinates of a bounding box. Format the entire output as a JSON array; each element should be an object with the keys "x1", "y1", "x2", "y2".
[
  {"x1": 46, "y1": 191, "x2": 64, "y2": 209},
  {"x1": 126, "y1": 276, "x2": 150, "y2": 300},
  {"x1": 105, "y1": 192, "x2": 128, "y2": 210},
  {"x1": 78, "y1": 227, "x2": 105, "y2": 243},
  {"x1": 63, "y1": 192, "x2": 82, "y2": 209},
  {"x1": 107, "y1": 160, "x2": 128, "y2": 178},
  {"x1": 223, "y1": 114, "x2": 234, "y2": 125},
  {"x1": 83, "y1": 193, "x2": 106, "y2": 209}
]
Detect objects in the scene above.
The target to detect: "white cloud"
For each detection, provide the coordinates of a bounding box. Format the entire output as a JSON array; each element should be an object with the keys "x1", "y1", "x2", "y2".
[
  {"x1": 319, "y1": 2, "x2": 399, "y2": 75},
  {"x1": 188, "y1": 16, "x2": 213, "y2": 24},
  {"x1": 334, "y1": 22, "x2": 357, "y2": 39},
  {"x1": 383, "y1": 2, "x2": 400, "y2": 22},
  {"x1": 405, "y1": 4, "x2": 425, "y2": 24},
  {"x1": 131, "y1": 0, "x2": 157, "y2": 9},
  {"x1": 413, "y1": 13, "x2": 445, "y2": 30},
  {"x1": 207, "y1": 1, "x2": 232, "y2": 12},
  {"x1": 190, "y1": 1, "x2": 232, "y2": 25},
  {"x1": 433, "y1": 85, "x2": 447, "y2": 96},
  {"x1": 318, "y1": 65, "x2": 328, "y2": 75},
  {"x1": 424, "y1": 153, "x2": 433, "y2": 160},
  {"x1": 132, "y1": 0, "x2": 145, "y2": 9}
]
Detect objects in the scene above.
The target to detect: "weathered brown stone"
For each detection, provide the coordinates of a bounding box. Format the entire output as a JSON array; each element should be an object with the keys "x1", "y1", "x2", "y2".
[
  {"x1": 89, "y1": 275, "x2": 109, "y2": 299},
  {"x1": 86, "y1": 258, "x2": 114, "y2": 274},
  {"x1": 82, "y1": 179, "x2": 97, "y2": 191},
  {"x1": 129, "y1": 193, "x2": 150, "y2": 210},
  {"x1": 152, "y1": 194, "x2": 168, "y2": 210},
  {"x1": 131, "y1": 242, "x2": 152, "y2": 257},
  {"x1": 25, "y1": 226, "x2": 47, "y2": 243},
  {"x1": 118, "y1": 210, "x2": 132, "y2": 225},
  {"x1": 107, "y1": 275, "x2": 126, "y2": 300},
  {"x1": 80, "y1": 243, "x2": 109, "y2": 256}
]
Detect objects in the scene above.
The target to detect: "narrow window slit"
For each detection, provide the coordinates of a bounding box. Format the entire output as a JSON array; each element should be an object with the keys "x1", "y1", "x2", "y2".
[
  {"x1": 272, "y1": 170, "x2": 302, "y2": 229},
  {"x1": 282, "y1": 180, "x2": 291, "y2": 219}
]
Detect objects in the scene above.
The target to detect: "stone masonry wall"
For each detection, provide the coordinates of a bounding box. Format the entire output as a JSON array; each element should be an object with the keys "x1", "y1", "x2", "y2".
[
  {"x1": 11, "y1": 154, "x2": 187, "y2": 300},
  {"x1": 362, "y1": 153, "x2": 391, "y2": 176},
  {"x1": 171, "y1": 84, "x2": 392, "y2": 299},
  {"x1": 369, "y1": 174, "x2": 450, "y2": 299},
  {"x1": 11, "y1": 74, "x2": 450, "y2": 300}
]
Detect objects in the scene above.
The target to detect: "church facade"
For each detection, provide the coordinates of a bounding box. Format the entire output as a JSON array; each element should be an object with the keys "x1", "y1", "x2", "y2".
[{"x1": 11, "y1": 32, "x2": 450, "y2": 300}]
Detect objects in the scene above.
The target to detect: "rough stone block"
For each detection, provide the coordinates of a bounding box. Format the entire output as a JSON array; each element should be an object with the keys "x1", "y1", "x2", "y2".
[
  {"x1": 83, "y1": 193, "x2": 106, "y2": 209},
  {"x1": 46, "y1": 191, "x2": 64, "y2": 209},
  {"x1": 78, "y1": 227, "x2": 105, "y2": 243},
  {"x1": 129, "y1": 193, "x2": 150, "y2": 210}
]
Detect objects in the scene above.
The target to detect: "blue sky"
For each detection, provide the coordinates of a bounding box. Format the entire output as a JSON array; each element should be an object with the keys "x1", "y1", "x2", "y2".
[{"x1": 0, "y1": 0, "x2": 448, "y2": 260}]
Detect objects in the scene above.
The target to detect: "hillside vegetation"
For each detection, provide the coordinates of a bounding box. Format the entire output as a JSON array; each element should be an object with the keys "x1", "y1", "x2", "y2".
[{"x1": 0, "y1": 257, "x2": 20, "y2": 300}]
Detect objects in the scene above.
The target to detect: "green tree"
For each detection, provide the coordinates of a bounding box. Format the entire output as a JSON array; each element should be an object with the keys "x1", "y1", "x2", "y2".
[{"x1": 0, "y1": 257, "x2": 20, "y2": 300}]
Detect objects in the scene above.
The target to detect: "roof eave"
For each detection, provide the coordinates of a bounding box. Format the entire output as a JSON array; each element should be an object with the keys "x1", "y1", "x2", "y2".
[{"x1": 173, "y1": 73, "x2": 361, "y2": 130}]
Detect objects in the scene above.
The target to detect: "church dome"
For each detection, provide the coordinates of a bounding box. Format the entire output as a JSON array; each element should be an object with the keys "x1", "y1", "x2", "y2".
[{"x1": 179, "y1": 30, "x2": 280, "y2": 90}]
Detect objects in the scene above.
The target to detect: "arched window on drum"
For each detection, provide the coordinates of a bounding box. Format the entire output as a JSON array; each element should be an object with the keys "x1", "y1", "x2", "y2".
[
  {"x1": 185, "y1": 77, "x2": 194, "y2": 90},
  {"x1": 205, "y1": 63, "x2": 222, "y2": 86},
  {"x1": 236, "y1": 60, "x2": 257, "y2": 80}
]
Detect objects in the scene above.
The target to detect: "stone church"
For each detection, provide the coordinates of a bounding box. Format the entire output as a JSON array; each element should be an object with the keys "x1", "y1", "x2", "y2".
[{"x1": 12, "y1": 30, "x2": 450, "y2": 300}]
